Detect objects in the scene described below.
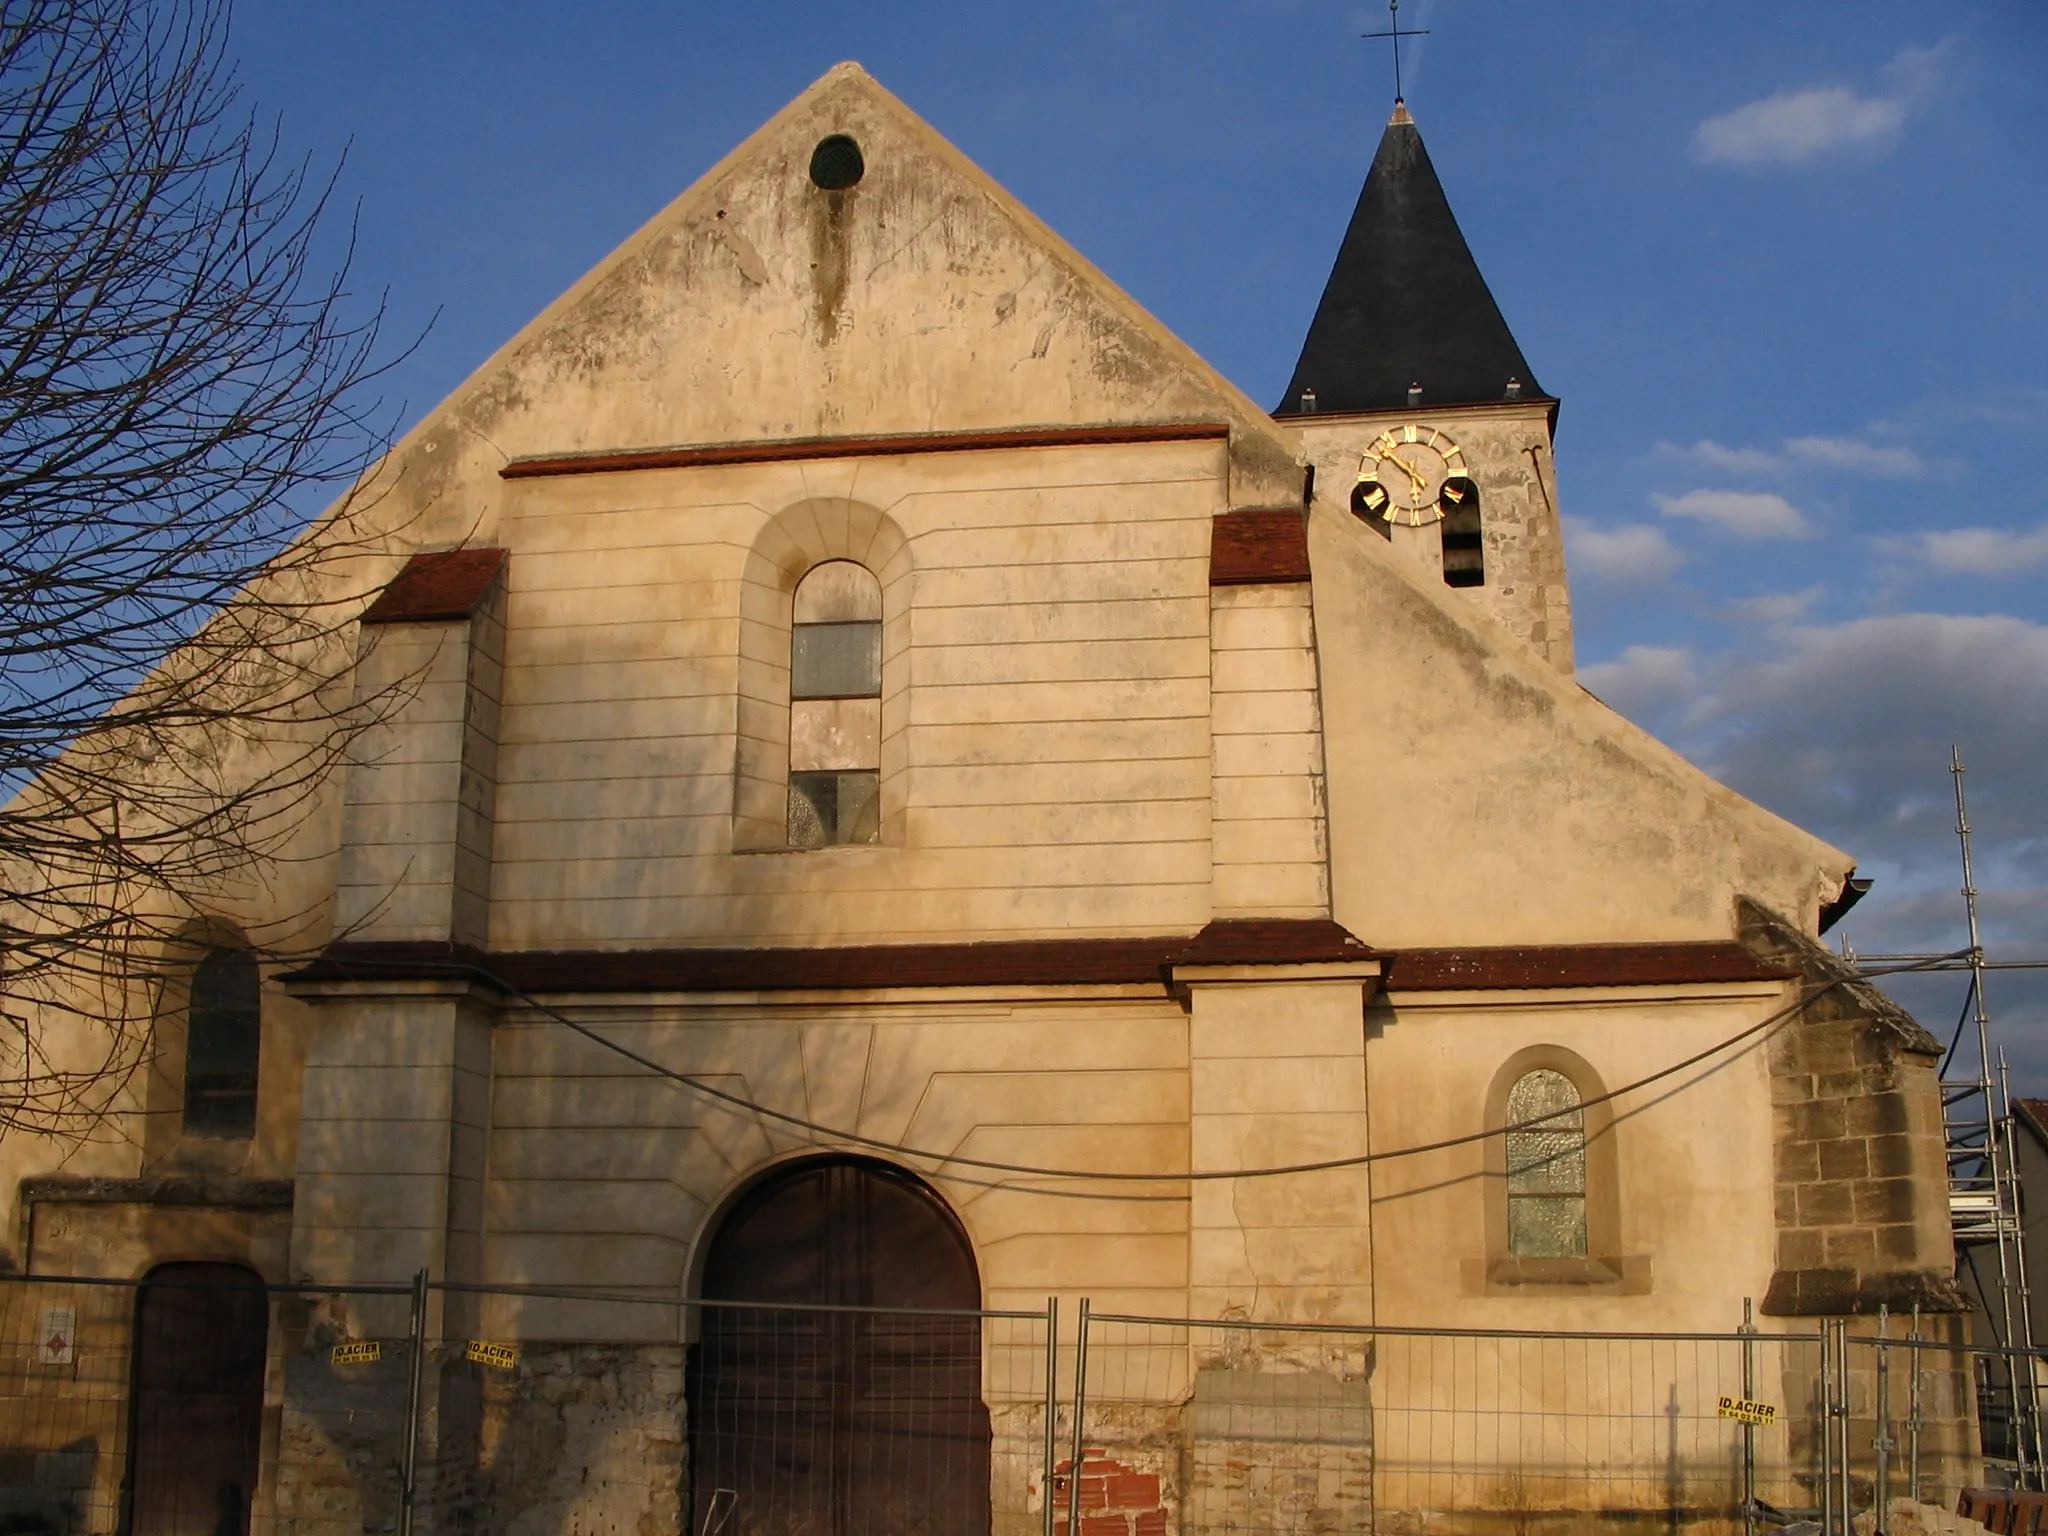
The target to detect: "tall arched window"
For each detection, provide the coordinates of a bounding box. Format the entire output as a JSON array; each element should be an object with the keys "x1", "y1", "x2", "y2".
[
  {"x1": 1440, "y1": 478, "x2": 1484, "y2": 587},
  {"x1": 787, "y1": 561, "x2": 882, "y2": 848},
  {"x1": 184, "y1": 947, "x2": 260, "y2": 1139},
  {"x1": 1504, "y1": 1068, "x2": 1586, "y2": 1258}
]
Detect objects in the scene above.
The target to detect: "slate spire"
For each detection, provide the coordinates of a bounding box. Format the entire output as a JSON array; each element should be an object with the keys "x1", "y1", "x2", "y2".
[{"x1": 1275, "y1": 104, "x2": 1543, "y2": 416}]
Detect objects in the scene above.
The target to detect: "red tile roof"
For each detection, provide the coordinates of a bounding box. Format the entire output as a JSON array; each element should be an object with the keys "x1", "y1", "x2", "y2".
[
  {"x1": 287, "y1": 934, "x2": 1788, "y2": 997},
  {"x1": 360, "y1": 548, "x2": 508, "y2": 625},
  {"x1": 1210, "y1": 509, "x2": 1311, "y2": 585}
]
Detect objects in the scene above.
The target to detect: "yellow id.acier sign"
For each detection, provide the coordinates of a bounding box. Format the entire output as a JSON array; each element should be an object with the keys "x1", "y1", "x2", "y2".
[
  {"x1": 1716, "y1": 1395, "x2": 1778, "y2": 1426},
  {"x1": 466, "y1": 1340, "x2": 519, "y2": 1371},
  {"x1": 330, "y1": 1340, "x2": 382, "y2": 1366}
]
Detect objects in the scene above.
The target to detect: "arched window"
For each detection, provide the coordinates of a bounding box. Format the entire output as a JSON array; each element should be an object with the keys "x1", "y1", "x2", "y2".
[
  {"x1": 184, "y1": 947, "x2": 259, "y2": 1139},
  {"x1": 787, "y1": 561, "x2": 882, "y2": 848},
  {"x1": 1440, "y1": 478, "x2": 1484, "y2": 587},
  {"x1": 1504, "y1": 1068, "x2": 1586, "y2": 1258}
]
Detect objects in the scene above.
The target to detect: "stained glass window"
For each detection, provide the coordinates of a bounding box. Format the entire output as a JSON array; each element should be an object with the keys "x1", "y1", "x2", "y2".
[{"x1": 1505, "y1": 1068, "x2": 1586, "y2": 1258}]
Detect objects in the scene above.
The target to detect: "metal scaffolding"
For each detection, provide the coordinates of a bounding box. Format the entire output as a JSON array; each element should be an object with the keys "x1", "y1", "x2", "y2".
[
  {"x1": 1837, "y1": 749, "x2": 2043, "y2": 1485},
  {"x1": 1942, "y1": 749, "x2": 2044, "y2": 1484}
]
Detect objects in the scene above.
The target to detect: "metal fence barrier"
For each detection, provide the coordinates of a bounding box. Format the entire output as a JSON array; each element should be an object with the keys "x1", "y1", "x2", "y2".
[
  {"x1": 427, "y1": 1284, "x2": 1054, "y2": 1536},
  {"x1": 0, "y1": 1271, "x2": 2029, "y2": 1536},
  {"x1": 1837, "y1": 1319, "x2": 2048, "y2": 1529},
  {"x1": 0, "y1": 1270, "x2": 416, "y2": 1536},
  {"x1": 0, "y1": 1272, "x2": 1054, "y2": 1536},
  {"x1": 1071, "y1": 1304, "x2": 1831, "y2": 1536}
]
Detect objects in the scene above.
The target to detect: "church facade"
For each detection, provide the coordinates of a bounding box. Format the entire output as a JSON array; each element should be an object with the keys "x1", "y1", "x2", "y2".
[{"x1": 1, "y1": 63, "x2": 1969, "y2": 1536}]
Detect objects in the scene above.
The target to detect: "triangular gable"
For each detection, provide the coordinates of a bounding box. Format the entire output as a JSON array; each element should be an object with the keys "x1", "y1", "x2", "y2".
[{"x1": 366, "y1": 61, "x2": 1304, "y2": 551}]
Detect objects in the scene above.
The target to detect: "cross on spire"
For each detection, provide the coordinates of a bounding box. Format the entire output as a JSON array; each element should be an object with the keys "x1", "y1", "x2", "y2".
[{"x1": 1361, "y1": 0, "x2": 1430, "y2": 105}]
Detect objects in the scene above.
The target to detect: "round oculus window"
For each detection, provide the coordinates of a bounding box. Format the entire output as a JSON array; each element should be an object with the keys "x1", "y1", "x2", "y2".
[{"x1": 808, "y1": 134, "x2": 865, "y2": 190}]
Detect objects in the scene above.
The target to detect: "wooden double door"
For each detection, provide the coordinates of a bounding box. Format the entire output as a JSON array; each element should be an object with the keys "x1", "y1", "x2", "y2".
[
  {"x1": 127, "y1": 1263, "x2": 267, "y2": 1536},
  {"x1": 688, "y1": 1159, "x2": 990, "y2": 1536}
]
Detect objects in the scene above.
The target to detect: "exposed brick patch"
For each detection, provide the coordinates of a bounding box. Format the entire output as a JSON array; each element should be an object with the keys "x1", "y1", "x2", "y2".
[{"x1": 1051, "y1": 1450, "x2": 1169, "y2": 1536}]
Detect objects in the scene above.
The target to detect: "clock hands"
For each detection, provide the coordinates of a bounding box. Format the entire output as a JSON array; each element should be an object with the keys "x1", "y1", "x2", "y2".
[
  {"x1": 1355, "y1": 426, "x2": 1464, "y2": 529},
  {"x1": 1382, "y1": 447, "x2": 1432, "y2": 503}
]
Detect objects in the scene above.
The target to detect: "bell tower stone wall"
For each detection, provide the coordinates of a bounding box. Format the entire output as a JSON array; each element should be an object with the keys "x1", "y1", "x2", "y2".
[{"x1": 1292, "y1": 400, "x2": 1575, "y2": 674}]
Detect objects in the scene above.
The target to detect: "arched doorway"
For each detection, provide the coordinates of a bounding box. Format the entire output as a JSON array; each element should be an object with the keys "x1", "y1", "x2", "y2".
[
  {"x1": 126, "y1": 1262, "x2": 267, "y2": 1535},
  {"x1": 688, "y1": 1157, "x2": 991, "y2": 1536}
]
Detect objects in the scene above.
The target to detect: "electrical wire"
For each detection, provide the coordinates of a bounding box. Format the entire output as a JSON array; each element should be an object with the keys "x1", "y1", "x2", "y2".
[
  {"x1": 313, "y1": 951, "x2": 1954, "y2": 1188},
  {"x1": 1942, "y1": 973, "x2": 1978, "y2": 1079}
]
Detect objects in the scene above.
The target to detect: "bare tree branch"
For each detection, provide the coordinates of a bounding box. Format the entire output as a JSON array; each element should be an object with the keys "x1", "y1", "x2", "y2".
[{"x1": 0, "y1": 0, "x2": 410, "y2": 1137}]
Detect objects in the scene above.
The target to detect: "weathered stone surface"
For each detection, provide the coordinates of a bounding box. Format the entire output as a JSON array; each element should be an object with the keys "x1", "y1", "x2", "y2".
[
  {"x1": 1853, "y1": 1497, "x2": 1989, "y2": 1536},
  {"x1": 1742, "y1": 901, "x2": 1964, "y2": 1316}
]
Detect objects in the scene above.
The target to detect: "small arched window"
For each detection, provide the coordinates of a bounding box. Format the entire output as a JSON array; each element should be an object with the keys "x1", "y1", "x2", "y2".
[
  {"x1": 1440, "y1": 478, "x2": 1483, "y2": 587},
  {"x1": 184, "y1": 947, "x2": 260, "y2": 1139},
  {"x1": 1504, "y1": 1068, "x2": 1586, "y2": 1258},
  {"x1": 787, "y1": 561, "x2": 882, "y2": 848}
]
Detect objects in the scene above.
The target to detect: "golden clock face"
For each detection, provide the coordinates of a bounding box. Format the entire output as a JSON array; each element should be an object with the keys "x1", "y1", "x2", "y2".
[{"x1": 1354, "y1": 424, "x2": 1470, "y2": 527}]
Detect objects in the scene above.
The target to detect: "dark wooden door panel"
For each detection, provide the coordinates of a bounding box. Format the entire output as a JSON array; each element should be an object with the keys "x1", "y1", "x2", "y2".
[
  {"x1": 690, "y1": 1160, "x2": 989, "y2": 1536},
  {"x1": 129, "y1": 1263, "x2": 267, "y2": 1536}
]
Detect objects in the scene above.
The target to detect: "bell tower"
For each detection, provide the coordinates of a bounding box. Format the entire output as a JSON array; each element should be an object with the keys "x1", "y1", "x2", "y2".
[{"x1": 1276, "y1": 102, "x2": 1574, "y2": 674}]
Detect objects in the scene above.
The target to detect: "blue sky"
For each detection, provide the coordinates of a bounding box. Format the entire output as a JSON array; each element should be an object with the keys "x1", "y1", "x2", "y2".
[{"x1": 230, "y1": 1, "x2": 2048, "y2": 1082}]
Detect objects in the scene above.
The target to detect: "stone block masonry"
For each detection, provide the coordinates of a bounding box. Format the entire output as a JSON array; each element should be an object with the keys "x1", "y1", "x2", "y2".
[
  {"x1": 269, "y1": 1337, "x2": 685, "y2": 1536},
  {"x1": 1740, "y1": 901, "x2": 1967, "y2": 1317}
]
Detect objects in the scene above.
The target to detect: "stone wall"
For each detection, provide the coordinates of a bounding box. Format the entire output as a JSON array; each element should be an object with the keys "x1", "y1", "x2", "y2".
[
  {"x1": 1741, "y1": 901, "x2": 1966, "y2": 1318},
  {"x1": 270, "y1": 1292, "x2": 411, "y2": 1536},
  {"x1": 270, "y1": 1334, "x2": 685, "y2": 1536},
  {"x1": 1293, "y1": 400, "x2": 1574, "y2": 674},
  {"x1": 444, "y1": 1344, "x2": 683, "y2": 1536}
]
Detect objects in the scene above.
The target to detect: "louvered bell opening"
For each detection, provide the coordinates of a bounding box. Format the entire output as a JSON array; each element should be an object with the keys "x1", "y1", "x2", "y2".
[{"x1": 1440, "y1": 479, "x2": 1484, "y2": 588}]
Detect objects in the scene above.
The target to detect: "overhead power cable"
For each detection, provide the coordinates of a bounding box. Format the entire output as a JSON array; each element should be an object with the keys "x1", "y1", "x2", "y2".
[{"x1": 308, "y1": 951, "x2": 1956, "y2": 1189}]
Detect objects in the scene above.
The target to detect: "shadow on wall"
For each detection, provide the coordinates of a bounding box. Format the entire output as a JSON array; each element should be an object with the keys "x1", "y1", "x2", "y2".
[{"x1": 0, "y1": 1437, "x2": 95, "y2": 1535}]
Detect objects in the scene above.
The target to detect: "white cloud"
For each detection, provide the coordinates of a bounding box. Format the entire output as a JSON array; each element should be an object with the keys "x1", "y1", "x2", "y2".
[
  {"x1": 1634, "y1": 613, "x2": 2048, "y2": 869},
  {"x1": 1908, "y1": 525, "x2": 2048, "y2": 577},
  {"x1": 1584, "y1": 609, "x2": 2048, "y2": 1091},
  {"x1": 1781, "y1": 436, "x2": 1923, "y2": 476},
  {"x1": 1868, "y1": 388, "x2": 2048, "y2": 441},
  {"x1": 1658, "y1": 439, "x2": 1784, "y2": 475},
  {"x1": 1691, "y1": 41, "x2": 1951, "y2": 169},
  {"x1": 1563, "y1": 518, "x2": 1684, "y2": 583},
  {"x1": 1693, "y1": 86, "x2": 1904, "y2": 167},
  {"x1": 1581, "y1": 644, "x2": 1696, "y2": 726},
  {"x1": 1654, "y1": 489, "x2": 1813, "y2": 539},
  {"x1": 1727, "y1": 587, "x2": 1824, "y2": 625},
  {"x1": 1656, "y1": 436, "x2": 1922, "y2": 478}
]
